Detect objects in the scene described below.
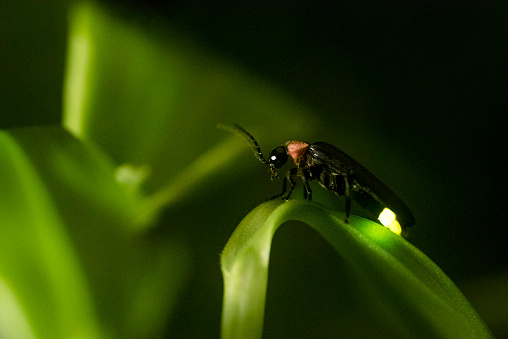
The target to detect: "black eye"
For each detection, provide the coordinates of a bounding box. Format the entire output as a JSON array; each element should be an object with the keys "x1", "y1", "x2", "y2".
[{"x1": 269, "y1": 146, "x2": 288, "y2": 168}]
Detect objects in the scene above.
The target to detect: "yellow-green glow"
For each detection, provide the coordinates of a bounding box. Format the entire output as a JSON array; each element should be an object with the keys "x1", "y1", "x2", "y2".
[
  {"x1": 378, "y1": 208, "x2": 402, "y2": 235},
  {"x1": 387, "y1": 220, "x2": 402, "y2": 235},
  {"x1": 378, "y1": 208, "x2": 396, "y2": 226}
]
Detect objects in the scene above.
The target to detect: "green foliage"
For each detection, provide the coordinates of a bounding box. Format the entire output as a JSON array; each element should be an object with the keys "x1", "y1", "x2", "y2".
[
  {"x1": 0, "y1": 126, "x2": 190, "y2": 338},
  {"x1": 0, "y1": 2, "x2": 314, "y2": 338},
  {"x1": 0, "y1": 1, "x2": 493, "y2": 338},
  {"x1": 221, "y1": 200, "x2": 493, "y2": 338}
]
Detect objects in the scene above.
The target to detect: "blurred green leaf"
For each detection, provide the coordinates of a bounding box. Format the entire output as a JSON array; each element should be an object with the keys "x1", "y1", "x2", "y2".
[
  {"x1": 63, "y1": 2, "x2": 317, "y2": 200},
  {"x1": 221, "y1": 200, "x2": 493, "y2": 338},
  {"x1": 0, "y1": 276, "x2": 36, "y2": 339},
  {"x1": 0, "y1": 3, "x2": 319, "y2": 337},
  {"x1": 0, "y1": 127, "x2": 103, "y2": 338},
  {"x1": 0, "y1": 126, "x2": 190, "y2": 338}
]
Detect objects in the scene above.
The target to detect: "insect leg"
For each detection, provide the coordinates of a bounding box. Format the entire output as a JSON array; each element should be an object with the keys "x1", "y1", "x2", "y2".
[
  {"x1": 267, "y1": 178, "x2": 286, "y2": 200},
  {"x1": 301, "y1": 169, "x2": 312, "y2": 200},
  {"x1": 282, "y1": 168, "x2": 298, "y2": 201},
  {"x1": 268, "y1": 168, "x2": 297, "y2": 201},
  {"x1": 344, "y1": 175, "x2": 351, "y2": 224}
]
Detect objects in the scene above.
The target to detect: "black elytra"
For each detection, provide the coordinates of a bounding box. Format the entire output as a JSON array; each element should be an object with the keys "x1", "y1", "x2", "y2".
[{"x1": 223, "y1": 124, "x2": 415, "y2": 237}]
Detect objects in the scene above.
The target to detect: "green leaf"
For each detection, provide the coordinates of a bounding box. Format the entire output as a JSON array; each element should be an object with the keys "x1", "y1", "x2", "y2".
[
  {"x1": 221, "y1": 200, "x2": 493, "y2": 338},
  {"x1": 0, "y1": 125, "x2": 190, "y2": 338},
  {"x1": 62, "y1": 2, "x2": 317, "y2": 202},
  {"x1": 0, "y1": 127, "x2": 103, "y2": 339}
]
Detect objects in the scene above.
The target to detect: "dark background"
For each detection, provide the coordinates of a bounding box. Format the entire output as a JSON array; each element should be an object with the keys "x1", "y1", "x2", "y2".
[{"x1": 2, "y1": 0, "x2": 507, "y2": 337}]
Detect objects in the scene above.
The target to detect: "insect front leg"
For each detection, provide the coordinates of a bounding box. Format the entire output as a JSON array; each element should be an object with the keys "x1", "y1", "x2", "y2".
[{"x1": 268, "y1": 168, "x2": 297, "y2": 201}]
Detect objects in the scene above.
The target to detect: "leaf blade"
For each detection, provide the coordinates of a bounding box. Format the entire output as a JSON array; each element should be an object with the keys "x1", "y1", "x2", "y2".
[
  {"x1": 0, "y1": 128, "x2": 102, "y2": 339},
  {"x1": 221, "y1": 200, "x2": 492, "y2": 338}
]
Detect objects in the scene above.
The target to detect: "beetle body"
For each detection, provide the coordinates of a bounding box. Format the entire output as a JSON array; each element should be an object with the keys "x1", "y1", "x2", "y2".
[
  {"x1": 301, "y1": 142, "x2": 415, "y2": 231},
  {"x1": 222, "y1": 124, "x2": 415, "y2": 237}
]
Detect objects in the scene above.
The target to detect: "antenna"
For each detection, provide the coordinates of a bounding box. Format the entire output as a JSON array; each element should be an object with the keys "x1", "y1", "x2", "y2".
[{"x1": 218, "y1": 124, "x2": 269, "y2": 164}]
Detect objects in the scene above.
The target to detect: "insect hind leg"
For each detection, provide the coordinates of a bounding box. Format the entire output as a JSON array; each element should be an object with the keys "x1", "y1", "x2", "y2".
[
  {"x1": 344, "y1": 175, "x2": 351, "y2": 224},
  {"x1": 328, "y1": 173, "x2": 351, "y2": 224}
]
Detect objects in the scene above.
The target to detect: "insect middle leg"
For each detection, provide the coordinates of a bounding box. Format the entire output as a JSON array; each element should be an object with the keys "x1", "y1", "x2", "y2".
[{"x1": 301, "y1": 169, "x2": 312, "y2": 201}]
